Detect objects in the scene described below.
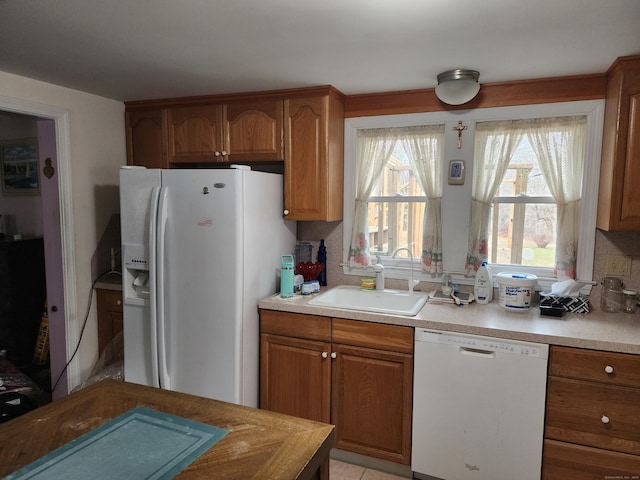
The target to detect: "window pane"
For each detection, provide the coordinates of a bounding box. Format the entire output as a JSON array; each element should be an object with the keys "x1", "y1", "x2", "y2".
[
  {"x1": 495, "y1": 136, "x2": 552, "y2": 198},
  {"x1": 488, "y1": 202, "x2": 557, "y2": 267},
  {"x1": 371, "y1": 145, "x2": 426, "y2": 197},
  {"x1": 368, "y1": 200, "x2": 425, "y2": 256}
]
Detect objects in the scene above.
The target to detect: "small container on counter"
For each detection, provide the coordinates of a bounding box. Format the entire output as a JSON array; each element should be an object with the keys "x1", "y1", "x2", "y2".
[
  {"x1": 601, "y1": 276, "x2": 624, "y2": 313},
  {"x1": 301, "y1": 282, "x2": 314, "y2": 295},
  {"x1": 622, "y1": 289, "x2": 638, "y2": 314},
  {"x1": 310, "y1": 280, "x2": 320, "y2": 294}
]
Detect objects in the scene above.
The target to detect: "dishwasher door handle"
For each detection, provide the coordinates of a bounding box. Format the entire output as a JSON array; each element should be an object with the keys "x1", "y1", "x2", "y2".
[{"x1": 459, "y1": 347, "x2": 496, "y2": 358}]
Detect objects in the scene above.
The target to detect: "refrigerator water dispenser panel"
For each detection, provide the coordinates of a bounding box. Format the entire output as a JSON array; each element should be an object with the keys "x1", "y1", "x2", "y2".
[{"x1": 123, "y1": 244, "x2": 149, "y2": 270}]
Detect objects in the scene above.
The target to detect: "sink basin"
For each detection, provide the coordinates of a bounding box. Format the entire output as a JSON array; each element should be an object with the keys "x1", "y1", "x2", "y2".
[{"x1": 308, "y1": 285, "x2": 428, "y2": 316}]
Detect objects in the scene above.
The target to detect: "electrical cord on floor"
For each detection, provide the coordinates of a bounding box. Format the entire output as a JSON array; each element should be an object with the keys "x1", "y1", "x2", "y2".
[{"x1": 50, "y1": 269, "x2": 121, "y2": 395}]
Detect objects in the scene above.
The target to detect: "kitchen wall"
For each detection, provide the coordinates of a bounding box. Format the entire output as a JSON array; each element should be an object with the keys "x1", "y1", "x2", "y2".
[
  {"x1": 299, "y1": 222, "x2": 640, "y2": 313},
  {"x1": 0, "y1": 70, "x2": 126, "y2": 385}
]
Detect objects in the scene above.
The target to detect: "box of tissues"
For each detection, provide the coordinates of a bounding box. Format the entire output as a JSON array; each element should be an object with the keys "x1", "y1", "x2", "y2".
[{"x1": 540, "y1": 279, "x2": 591, "y2": 314}]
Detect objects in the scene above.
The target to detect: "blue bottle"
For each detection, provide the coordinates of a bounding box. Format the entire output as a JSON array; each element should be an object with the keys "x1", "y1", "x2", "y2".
[{"x1": 317, "y1": 240, "x2": 327, "y2": 286}]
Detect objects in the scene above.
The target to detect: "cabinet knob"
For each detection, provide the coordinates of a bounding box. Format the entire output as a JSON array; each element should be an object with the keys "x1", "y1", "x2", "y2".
[
  {"x1": 221, "y1": 150, "x2": 228, "y2": 156},
  {"x1": 604, "y1": 365, "x2": 614, "y2": 374},
  {"x1": 116, "y1": 300, "x2": 122, "y2": 306},
  {"x1": 331, "y1": 352, "x2": 337, "y2": 359},
  {"x1": 283, "y1": 209, "x2": 289, "y2": 216},
  {"x1": 322, "y1": 352, "x2": 328, "y2": 358},
  {"x1": 601, "y1": 415, "x2": 610, "y2": 424},
  {"x1": 214, "y1": 151, "x2": 221, "y2": 157}
]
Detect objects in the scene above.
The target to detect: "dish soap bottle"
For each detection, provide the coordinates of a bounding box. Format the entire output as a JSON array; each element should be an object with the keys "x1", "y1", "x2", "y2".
[
  {"x1": 317, "y1": 239, "x2": 327, "y2": 286},
  {"x1": 474, "y1": 262, "x2": 493, "y2": 304}
]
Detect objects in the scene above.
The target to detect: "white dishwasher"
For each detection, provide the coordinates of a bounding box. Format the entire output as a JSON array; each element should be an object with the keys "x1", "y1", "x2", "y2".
[{"x1": 412, "y1": 328, "x2": 549, "y2": 480}]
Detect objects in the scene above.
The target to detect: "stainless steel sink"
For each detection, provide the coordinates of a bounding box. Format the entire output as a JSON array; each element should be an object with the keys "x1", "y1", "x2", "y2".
[{"x1": 308, "y1": 285, "x2": 428, "y2": 316}]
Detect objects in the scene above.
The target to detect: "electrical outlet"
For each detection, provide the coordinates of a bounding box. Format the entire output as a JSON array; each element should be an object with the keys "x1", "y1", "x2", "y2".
[{"x1": 606, "y1": 254, "x2": 632, "y2": 276}]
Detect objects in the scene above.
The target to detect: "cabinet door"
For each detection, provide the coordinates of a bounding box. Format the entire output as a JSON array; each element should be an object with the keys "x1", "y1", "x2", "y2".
[
  {"x1": 125, "y1": 109, "x2": 167, "y2": 168},
  {"x1": 225, "y1": 99, "x2": 283, "y2": 162},
  {"x1": 597, "y1": 56, "x2": 640, "y2": 230},
  {"x1": 167, "y1": 104, "x2": 225, "y2": 164},
  {"x1": 260, "y1": 333, "x2": 331, "y2": 424},
  {"x1": 284, "y1": 94, "x2": 344, "y2": 221},
  {"x1": 331, "y1": 343, "x2": 413, "y2": 465},
  {"x1": 96, "y1": 289, "x2": 123, "y2": 355}
]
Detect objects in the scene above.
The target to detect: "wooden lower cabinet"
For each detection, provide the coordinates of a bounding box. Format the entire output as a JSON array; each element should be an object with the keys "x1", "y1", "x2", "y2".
[
  {"x1": 259, "y1": 309, "x2": 413, "y2": 465},
  {"x1": 543, "y1": 345, "x2": 640, "y2": 479},
  {"x1": 96, "y1": 288, "x2": 123, "y2": 356},
  {"x1": 260, "y1": 334, "x2": 331, "y2": 424},
  {"x1": 331, "y1": 343, "x2": 412, "y2": 464}
]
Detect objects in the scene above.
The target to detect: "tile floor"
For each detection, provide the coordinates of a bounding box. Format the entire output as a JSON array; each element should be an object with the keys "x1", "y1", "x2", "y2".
[{"x1": 330, "y1": 459, "x2": 409, "y2": 480}]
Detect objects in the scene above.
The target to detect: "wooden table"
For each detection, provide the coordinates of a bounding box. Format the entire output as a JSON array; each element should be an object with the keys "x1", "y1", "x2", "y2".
[{"x1": 0, "y1": 379, "x2": 334, "y2": 479}]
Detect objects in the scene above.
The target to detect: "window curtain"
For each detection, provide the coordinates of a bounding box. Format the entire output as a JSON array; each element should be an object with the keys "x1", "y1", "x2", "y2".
[
  {"x1": 526, "y1": 116, "x2": 587, "y2": 279},
  {"x1": 399, "y1": 124, "x2": 445, "y2": 273},
  {"x1": 348, "y1": 129, "x2": 397, "y2": 267},
  {"x1": 465, "y1": 121, "x2": 525, "y2": 274}
]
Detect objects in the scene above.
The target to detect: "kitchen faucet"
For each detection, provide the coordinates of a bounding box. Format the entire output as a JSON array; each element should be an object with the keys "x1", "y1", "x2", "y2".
[{"x1": 392, "y1": 247, "x2": 419, "y2": 293}]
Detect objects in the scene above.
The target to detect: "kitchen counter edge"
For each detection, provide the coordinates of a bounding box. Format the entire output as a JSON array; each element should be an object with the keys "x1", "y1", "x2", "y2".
[{"x1": 258, "y1": 289, "x2": 640, "y2": 355}]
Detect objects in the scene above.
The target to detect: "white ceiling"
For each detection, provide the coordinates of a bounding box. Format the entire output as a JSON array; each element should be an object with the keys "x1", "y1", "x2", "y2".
[{"x1": 1, "y1": 0, "x2": 639, "y2": 102}]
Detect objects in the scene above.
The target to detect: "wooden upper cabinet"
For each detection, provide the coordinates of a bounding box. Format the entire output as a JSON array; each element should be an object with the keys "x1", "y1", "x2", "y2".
[
  {"x1": 225, "y1": 99, "x2": 283, "y2": 162},
  {"x1": 284, "y1": 88, "x2": 344, "y2": 221},
  {"x1": 597, "y1": 55, "x2": 640, "y2": 231},
  {"x1": 167, "y1": 104, "x2": 225, "y2": 164},
  {"x1": 167, "y1": 99, "x2": 284, "y2": 165},
  {"x1": 125, "y1": 109, "x2": 167, "y2": 168}
]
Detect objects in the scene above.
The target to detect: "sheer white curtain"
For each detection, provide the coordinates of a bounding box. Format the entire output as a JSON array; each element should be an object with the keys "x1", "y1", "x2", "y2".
[
  {"x1": 527, "y1": 116, "x2": 587, "y2": 279},
  {"x1": 399, "y1": 125, "x2": 445, "y2": 273},
  {"x1": 465, "y1": 121, "x2": 525, "y2": 274},
  {"x1": 348, "y1": 129, "x2": 397, "y2": 267}
]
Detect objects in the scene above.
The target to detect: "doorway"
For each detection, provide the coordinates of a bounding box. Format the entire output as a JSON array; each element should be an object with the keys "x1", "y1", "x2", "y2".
[{"x1": 0, "y1": 95, "x2": 78, "y2": 401}]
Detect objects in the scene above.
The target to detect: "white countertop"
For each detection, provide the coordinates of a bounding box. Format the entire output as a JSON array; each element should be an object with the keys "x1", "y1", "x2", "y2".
[{"x1": 258, "y1": 287, "x2": 640, "y2": 355}]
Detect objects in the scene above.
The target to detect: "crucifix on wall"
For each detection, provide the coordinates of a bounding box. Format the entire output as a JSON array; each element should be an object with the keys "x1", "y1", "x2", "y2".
[{"x1": 453, "y1": 121, "x2": 468, "y2": 149}]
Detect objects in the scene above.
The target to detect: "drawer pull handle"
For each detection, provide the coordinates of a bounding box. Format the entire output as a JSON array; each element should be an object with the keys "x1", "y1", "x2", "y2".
[
  {"x1": 322, "y1": 352, "x2": 328, "y2": 358},
  {"x1": 601, "y1": 415, "x2": 610, "y2": 424},
  {"x1": 604, "y1": 365, "x2": 614, "y2": 374}
]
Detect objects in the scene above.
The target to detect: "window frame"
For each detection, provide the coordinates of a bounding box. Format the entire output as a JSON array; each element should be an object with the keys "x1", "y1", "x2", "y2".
[{"x1": 342, "y1": 100, "x2": 605, "y2": 292}]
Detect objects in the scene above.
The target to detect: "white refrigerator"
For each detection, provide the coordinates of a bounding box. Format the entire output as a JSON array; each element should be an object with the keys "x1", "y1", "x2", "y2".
[{"x1": 119, "y1": 165, "x2": 296, "y2": 407}]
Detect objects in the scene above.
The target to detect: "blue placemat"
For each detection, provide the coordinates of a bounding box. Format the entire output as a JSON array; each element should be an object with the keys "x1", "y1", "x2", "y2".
[{"x1": 5, "y1": 406, "x2": 228, "y2": 480}]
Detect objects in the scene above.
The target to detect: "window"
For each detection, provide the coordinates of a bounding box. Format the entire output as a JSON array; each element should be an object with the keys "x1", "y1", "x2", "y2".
[
  {"x1": 343, "y1": 101, "x2": 605, "y2": 290},
  {"x1": 348, "y1": 125, "x2": 444, "y2": 273}
]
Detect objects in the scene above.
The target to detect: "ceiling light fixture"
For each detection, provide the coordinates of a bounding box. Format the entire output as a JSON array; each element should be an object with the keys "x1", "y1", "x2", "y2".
[{"x1": 435, "y1": 69, "x2": 480, "y2": 105}]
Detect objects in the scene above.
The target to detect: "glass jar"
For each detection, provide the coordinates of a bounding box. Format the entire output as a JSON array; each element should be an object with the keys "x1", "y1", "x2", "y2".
[
  {"x1": 600, "y1": 276, "x2": 624, "y2": 313},
  {"x1": 622, "y1": 289, "x2": 638, "y2": 314}
]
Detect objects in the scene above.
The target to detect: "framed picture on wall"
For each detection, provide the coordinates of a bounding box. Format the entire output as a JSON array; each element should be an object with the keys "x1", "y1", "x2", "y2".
[{"x1": 1, "y1": 138, "x2": 40, "y2": 196}]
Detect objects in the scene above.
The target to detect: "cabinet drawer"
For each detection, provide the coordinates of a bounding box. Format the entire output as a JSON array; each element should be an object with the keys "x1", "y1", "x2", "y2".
[
  {"x1": 550, "y1": 345, "x2": 640, "y2": 388},
  {"x1": 332, "y1": 319, "x2": 413, "y2": 354},
  {"x1": 260, "y1": 310, "x2": 331, "y2": 342},
  {"x1": 542, "y1": 439, "x2": 640, "y2": 480},
  {"x1": 546, "y1": 376, "x2": 640, "y2": 455}
]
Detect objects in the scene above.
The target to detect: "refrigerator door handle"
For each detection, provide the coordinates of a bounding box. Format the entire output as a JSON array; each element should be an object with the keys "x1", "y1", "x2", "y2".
[
  {"x1": 148, "y1": 186, "x2": 161, "y2": 388},
  {"x1": 156, "y1": 186, "x2": 171, "y2": 390}
]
